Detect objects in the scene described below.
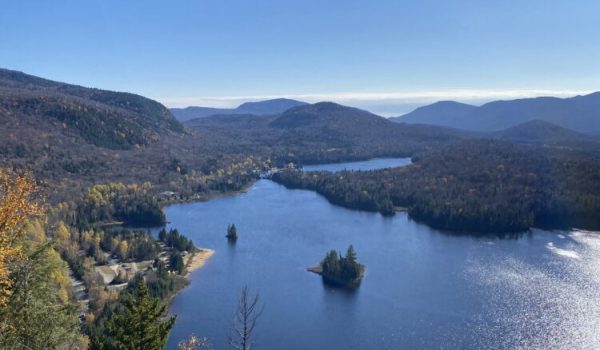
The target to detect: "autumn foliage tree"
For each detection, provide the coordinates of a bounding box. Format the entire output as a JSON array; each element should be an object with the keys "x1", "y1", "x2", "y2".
[
  {"x1": 0, "y1": 168, "x2": 41, "y2": 305},
  {"x1": 0, "y1": 168, "x2": 83, "y2": 348},
  {"x1": 178, "y1": 335, "x2": 213, "y2": 350}
]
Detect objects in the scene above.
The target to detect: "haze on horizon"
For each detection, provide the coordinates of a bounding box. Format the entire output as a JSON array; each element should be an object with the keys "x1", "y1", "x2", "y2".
[{"x1": 2, "y1": 0, "x2": 599, "y2": 115}]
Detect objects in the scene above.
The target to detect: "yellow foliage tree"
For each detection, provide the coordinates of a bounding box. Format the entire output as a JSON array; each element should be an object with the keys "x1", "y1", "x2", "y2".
[
  {"x1": 24, "y1": 218, "x2": 45, "y2": 243},
  {"x1": 178, "y1": 335, "x2": 213, "y2": 350},
  {"x1": 48, "y1": 248, "x2": 71, "y2": 303},
  {"x1": 118, "y1": 240, "x2": 129, "y2": 260},
  {"x1": 55, "y1": 221, "x2": 70, "y2": 241},
  {"x1": 0, "y1": 168, "x2": 41, "y2": 306}
]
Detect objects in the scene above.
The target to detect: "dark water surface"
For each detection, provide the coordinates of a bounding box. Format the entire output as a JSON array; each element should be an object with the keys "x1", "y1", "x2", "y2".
[{"x1": 165, "y1": 158, "x2": 600, "y2": 349}]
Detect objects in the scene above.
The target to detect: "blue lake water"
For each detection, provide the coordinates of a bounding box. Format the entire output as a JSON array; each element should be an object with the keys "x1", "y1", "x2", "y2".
[
  {"x1": 165, "y1": 158, "x2": 600, "y2": 349},
  {"x1": 302, "y1": 157, "x2": 412, "y2": 172}
]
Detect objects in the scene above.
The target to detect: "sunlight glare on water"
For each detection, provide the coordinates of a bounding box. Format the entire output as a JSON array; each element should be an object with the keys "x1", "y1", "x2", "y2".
[{"x1": 466, "y1": 229, "x2": 600, "y2": 349}]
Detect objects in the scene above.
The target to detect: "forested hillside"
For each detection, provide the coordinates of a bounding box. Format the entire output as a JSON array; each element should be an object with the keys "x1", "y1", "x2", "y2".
[
  {"x1": 187, "y1": 102, "x2": 468, "y2": 164},
  {"x1": 390, "y1": 101, "x2": 476, "y2": 125},
  {"x1": 0, "y1": 68, "x2": 182, "y2": 149},
  {"x1": 0, "y1": 69, "x2": 271, "y2": 204},
  {"x1": 0, "y1": 69, "x2": 468, "y2": 206},
  {"x1": 491, "y1": 120, "x2": 600, "y2": 150},
  {"x1": 273, "y1": 140, "x2": 600, "y2": 233}
]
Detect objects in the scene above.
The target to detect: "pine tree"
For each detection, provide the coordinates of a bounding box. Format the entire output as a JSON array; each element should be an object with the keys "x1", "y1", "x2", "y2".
[
  {"x1": 158, "y1": 228, "x2": 167, "y2": 242},
  {"x1": 321, "y1": 250, "x2": 339, "y2": 276},
  {"x1": 108, "y1": 281, "x2": 176, "y2": 350},
  {"x1": 169, "y1": 252, "x2": 185, "y2": 274},
  {"x1": 317, "y1": 246, "x2": 364, "y2": 287},
  {"x1": 346, "y1": 245, "x2": 357, "y2": 265},
  {"x1": 226, "y1": 224, "x2": 238, "y2": 242}
]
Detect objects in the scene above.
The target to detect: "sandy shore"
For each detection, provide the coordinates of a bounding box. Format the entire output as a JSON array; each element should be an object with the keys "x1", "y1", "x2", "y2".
[{"x1": 185, "y1": 248, "x2": 215, "y2": 276}]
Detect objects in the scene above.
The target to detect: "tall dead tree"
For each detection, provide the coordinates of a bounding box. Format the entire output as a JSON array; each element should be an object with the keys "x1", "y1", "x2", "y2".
[{"x1": 228, "y1": 286, "x2": 263, "y2": 350}]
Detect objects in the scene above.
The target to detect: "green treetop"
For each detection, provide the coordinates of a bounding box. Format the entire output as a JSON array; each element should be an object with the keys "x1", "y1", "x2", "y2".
[
  {"x1": 107, "y1": 281, "x2": 176, "y2": 350},
  {"x1": 226, "y1": 224, "x2": 238, "y2": 241}
]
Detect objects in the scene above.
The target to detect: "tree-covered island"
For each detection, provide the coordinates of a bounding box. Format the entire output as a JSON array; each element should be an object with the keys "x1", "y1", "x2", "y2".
[
  {"x1": 308, "y1": 245, "x2": 365, "y2": 288},
  {"x1": 226, "y1": 223, "x2": 238, "y2": 242}
]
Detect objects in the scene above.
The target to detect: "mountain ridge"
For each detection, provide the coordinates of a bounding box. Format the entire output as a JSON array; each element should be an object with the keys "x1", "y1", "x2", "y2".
[
  {"x1": 171, "y1": 98, "x2": 307, "y2": 121},
  {"x1": 391, "y1": 92, "x2": 600, "y2": 135},
  {"x1": 391, "y1": 101, "x2": 477, "y2": 125},
  {"x1": 490, "y1": 119, "x2": 600, "y2": 149},
  {"x1": 0, "y1": 68, "x2": 183, "y2": 149},
  {"x1": 186, "y1": 101, "x2": 470, "y2": 165}
]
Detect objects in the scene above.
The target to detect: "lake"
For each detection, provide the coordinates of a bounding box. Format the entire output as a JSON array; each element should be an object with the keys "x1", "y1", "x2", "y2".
[
  {"x1": 302, "y1": 157, "x2": 412, "y2": 172},
  {"x1": 165, "y1": 158, "x2": 600, "y2": 349}
]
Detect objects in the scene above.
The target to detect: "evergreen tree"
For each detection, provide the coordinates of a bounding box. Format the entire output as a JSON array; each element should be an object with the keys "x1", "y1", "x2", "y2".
[
  {"x1": 226, "y1": 224, "x2": 238, "y2": 242},
  {"x1": 154, "y1": 257, "x2": 167, "y2": 274},
  {"x1": 169, "y1": 252, "x2": 185, "y2": 275},
  {"x1": 318, "y1": 245, "x2": 364, "y2": 287},
  {"x1": 162, "y1": 228, "x2": 195, "y2": 252},
  {"x1": 346, "y1": 245, "x2": 357, "y2": 265},
  {"x1": 158, "y1": 228, "x2": 167, "y2": 242},
  {"x1": 321, "y1": 250, "x2": 339, "y2": 276},
  {"x1": 107, "y1": 281, "x2": 175, "y2": 350}
]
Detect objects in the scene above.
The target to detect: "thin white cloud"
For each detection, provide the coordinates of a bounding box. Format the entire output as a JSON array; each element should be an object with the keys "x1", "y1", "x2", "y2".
[{"x1": 157, "y1": 88, "x2": 595, "y2": 116}]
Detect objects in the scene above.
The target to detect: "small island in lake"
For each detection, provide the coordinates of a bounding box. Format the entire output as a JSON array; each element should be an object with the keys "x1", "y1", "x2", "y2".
[
  {"x1": 226, "y1": 223, "x2": 238, "y2": 242},
  {"x1": 308, "y1": 245, "x2": 365, "y2": 288}
]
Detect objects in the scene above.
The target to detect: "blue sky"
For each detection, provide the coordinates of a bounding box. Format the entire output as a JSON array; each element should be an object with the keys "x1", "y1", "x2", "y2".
[{"x1": 1, "y1": 0, "x2": 599, "y2": 115}]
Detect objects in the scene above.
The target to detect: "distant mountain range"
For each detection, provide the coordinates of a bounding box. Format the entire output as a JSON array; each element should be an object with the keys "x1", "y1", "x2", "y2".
[
  {"x1": 0, "y1": 68, "x2": 466, "y2": 201},
  {"x1": 2, "y1": 67, "x2": 599, "y2": 205},
  {"x1": 170, "y1": 98, "x2": 308, "y2": 121},
  {"x1": 186, "y1": 99, "x2": 600, "y2": 155},
  {"x1": 391, "y1": 92, "x2": 600, "y2": 135},
  {"x1": 186, "y1": 102, "x2": 470, "y2": 164}
]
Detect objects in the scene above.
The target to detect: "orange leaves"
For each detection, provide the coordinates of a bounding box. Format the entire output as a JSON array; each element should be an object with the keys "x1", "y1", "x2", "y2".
[{"x1": 0, "y1": 168, "x2": 42, "y2": 306}]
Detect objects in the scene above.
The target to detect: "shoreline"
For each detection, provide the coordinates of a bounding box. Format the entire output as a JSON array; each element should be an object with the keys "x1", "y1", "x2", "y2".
[
  {"x1": 185, "y1": 247, "x2": 215, "y2": 277},
  {"x1": 163, "y1": 247, "x2": 215, "y2": 307},
  {"x1": 160, "y1": 180, "x2": 257, "y2": 207}
]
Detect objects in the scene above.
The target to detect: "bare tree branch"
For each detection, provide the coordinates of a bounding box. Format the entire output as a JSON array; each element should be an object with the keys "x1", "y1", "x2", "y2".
[{"x1": 228, "y1": 286, "x2": 263, "y2": 350}]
